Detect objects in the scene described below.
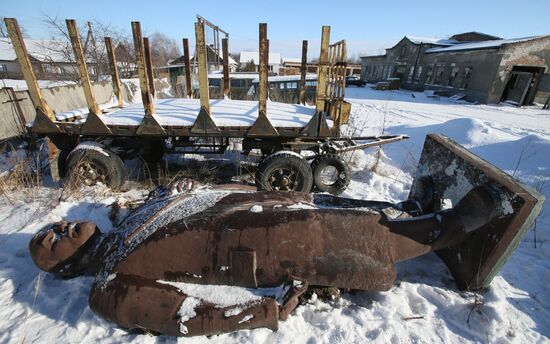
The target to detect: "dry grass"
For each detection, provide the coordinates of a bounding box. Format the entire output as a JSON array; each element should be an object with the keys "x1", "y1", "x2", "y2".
[{"x1": 0, "y1": 143, "x2": 46, "y2": 204}]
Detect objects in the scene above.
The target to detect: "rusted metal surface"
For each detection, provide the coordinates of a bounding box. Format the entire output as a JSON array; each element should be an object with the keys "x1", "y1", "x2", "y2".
[
  {"x1": 26, "y1": 134, "x2": 544, "y2": 336},
  {"x1": 182, "y1": 38, "x2": 193, "y2": 98},
  {"x1": 104, "y1": 37, "x2": 123, "y2": 108},
  {"x1": 409, "y1": 134, "x2": 545, "y2": 290},
  {"x1": 222, "y1": 38, "x2": 230, "y2": 98},
  {"x1": 4, "y1": 18, "x2": 56, "y2": 123},
  {"x1": 66, "y1": 19, "x2": 101, "y2": 116},
  {"x1": 143, "y1": 37, "x2": 156, "y2": 99},
  {"x1": 299, "y1": 40, "x2": 308, "y2": 104},
  {"x1": 190, "y1": 108, "x2": 221, "y2": 134}
]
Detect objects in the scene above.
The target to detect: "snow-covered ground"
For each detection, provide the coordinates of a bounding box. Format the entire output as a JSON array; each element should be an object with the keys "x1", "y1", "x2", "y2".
[{"x1": 0, "y1": 87, "x2": 549, "y2": 343}]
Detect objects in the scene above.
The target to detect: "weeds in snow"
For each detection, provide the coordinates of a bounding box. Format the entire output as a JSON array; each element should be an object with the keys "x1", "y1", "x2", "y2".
[{"x1": 0, "y1": 139, "x2": 48, "y2": 203}]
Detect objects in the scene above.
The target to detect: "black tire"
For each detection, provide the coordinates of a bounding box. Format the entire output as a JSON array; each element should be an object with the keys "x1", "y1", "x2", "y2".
[
  {"x1": 57, "y1": 148, "x2": 72, "y2": 178},
  {"x1": 255, "y1": 152, "x2": 313, "y2": 192},
  {"x1": 66, "y1": 146, "x2": 126, "y2": 190},
  {"x1": 311, "y1": 154, "x2": 350, "y2": 195}
]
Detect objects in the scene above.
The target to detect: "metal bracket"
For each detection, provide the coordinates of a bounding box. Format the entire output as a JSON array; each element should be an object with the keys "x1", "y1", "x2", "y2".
[
  {"x1": 136, "y1": 112, "x2": 167, "y2": 136},
  {"x1": 32, "y1": 107, "x2": 62, "y2": 134},
  {"x1": 301, "y1": 111, "x2": 331, "y2": 137},
  {"x1": 81, "y1": 111, "x2": 112, "y2": 135},
  {"x1": 247, "y1": 111, "x2": 279, "y2": 137},
  {"x1": 190, "y1": 107, "x2": 220, "y2": 134}
]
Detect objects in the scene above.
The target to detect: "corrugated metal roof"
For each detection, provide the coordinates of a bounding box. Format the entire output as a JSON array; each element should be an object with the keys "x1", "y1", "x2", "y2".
[
  {"x1": 406, "y1": 36, "x2": 458, "y2": 46},
  {"x1": 426, "y1": 36, "x2": 545, "y2": 53}
]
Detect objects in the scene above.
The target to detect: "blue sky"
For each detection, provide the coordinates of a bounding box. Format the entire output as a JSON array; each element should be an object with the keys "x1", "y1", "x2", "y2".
[{"x1": 3, "y1": 0, "x2": 550, "y2": 59}]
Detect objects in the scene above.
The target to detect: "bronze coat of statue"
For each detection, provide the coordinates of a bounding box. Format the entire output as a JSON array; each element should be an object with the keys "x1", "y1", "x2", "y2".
[{"x1": 28, "y1": 135, "x2": 544, "y2": 337}]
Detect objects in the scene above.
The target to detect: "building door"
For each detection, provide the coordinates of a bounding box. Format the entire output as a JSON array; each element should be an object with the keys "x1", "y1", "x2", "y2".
[
  {"x1": 503, "y1": 72, "x2": 533, "y2": 105},
  {"x1": 501, "y1": 66, "x2": 545, "y2": 106}
]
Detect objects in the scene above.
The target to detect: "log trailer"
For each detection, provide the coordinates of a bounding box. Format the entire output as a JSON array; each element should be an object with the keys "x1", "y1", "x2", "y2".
[{"x1": 4, "y1": 18, "x2": 407, "y2": 194}]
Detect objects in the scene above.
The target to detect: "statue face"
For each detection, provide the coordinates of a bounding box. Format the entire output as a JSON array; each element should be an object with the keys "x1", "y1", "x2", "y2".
[{"x1": 29, "y1": 221, "x2": 100, "y2": 276}]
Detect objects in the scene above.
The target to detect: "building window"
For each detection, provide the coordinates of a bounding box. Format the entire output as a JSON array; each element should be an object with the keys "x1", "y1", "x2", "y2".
[
  {"x1": 434, "y1": 63, "x2": 445, "y2": 85},
  {"x1": 230, "y1": 79, "x2": 244, "y2": 88},
  {"x1": 209, "y1": 79, "x2": 221, "y2": 87},
  {"x1": 414, "y1": 66, "x2": 423, "y2": 82},
  {"x1": 461, "y1": 67, "x2": 473, "y2": 89},
  {"x1": 407, "y1": 67, "x2": 414, "y2": 82},
  {"x1": 279, "y1": 83, "x2": 285, "y2": 89},
  {"x1": 286, "y1": 82, "x2": 298, "y2": 89},
  {"x1": 386, "y1": 66, "x2": 392, "y2": 79},
  {"x1": 0, "y1": 64, "x2": 7, "y2": 72},
  {"x1": 448, "y1": 63, "x2": 459, "y2": 87},
  {"x1": 305, "y1": 80, "x2": 317, "y2": 87},
  {"x1": 425, "y1": 64, "x2": 434, "y2": 84}
]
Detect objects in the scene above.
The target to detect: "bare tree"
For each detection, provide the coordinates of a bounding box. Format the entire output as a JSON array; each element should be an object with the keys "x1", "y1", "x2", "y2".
[
  {"x1": 0, "y1": 19, "x2": 28, "y2": 38},
  {"x1": 0, "y1": 21, "x2": 6, "y2": 38},
  {"x1": 148, "y1": 32, "x2": 180, "y2": 67},
  {"x1": 239, "y1": 59, "x2": 256, "y2": 72},
  {"x1": 40, "y1": 14, "x2": 130, "y2": 81}
]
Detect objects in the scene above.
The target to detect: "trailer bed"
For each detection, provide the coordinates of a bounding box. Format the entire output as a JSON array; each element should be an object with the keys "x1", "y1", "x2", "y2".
[{"x1": 60, "y1": 98, "x2": 330, "y2": 129}]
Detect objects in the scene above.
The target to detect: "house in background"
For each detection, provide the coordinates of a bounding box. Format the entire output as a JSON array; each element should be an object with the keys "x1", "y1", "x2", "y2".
[
  {"x1": 239, "y1": 51, "x2": 282, "y2": 73},
  {"x1": 280, "y1": 57, "x2": 361, "y2": 77},
  {"x1": 360, "y1": 32, "x2": 550, "y2": 105},
  {"x1": 0, "y1": 37, "x2": 101, "y2": 80}
]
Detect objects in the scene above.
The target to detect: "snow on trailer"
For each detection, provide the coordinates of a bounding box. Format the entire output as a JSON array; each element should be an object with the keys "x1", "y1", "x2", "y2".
[
  {"x1": 5, "y1": 17, "x2": 407, "y2": 193},
  {"x1": 85, "y1": 98, "x2": 328, "y2": 129}
]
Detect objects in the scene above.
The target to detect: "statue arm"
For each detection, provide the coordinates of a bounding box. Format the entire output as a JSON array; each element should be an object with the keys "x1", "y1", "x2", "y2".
[{"x1": 89, "y1": 273, "x2": 279, "y2": 337}]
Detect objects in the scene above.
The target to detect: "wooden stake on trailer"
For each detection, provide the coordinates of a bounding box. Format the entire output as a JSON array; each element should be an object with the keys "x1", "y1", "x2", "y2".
[
  {"x1": 104, "y1": 37, "x2": 123, "y2": 108},
  {"x1": 301, "y1": 26, "x2": 331, "y2": 138},
  {"x1": 222, "y1": 38, "x2": 230, "y2": 98},
  {"x1": 131, "y1": 21, "x2": 154, "y2": 115},
  {"x1": 132, "y1": 21, "x2": 165, "y2": 136},
  {"x1": 143, "y1": 37, "x2": 156, "y2": 99},
  {"x1": 340, "y1": 41, "x2": 347, "y2": 98},
  {"x1": 315, "y1": 26, "x2": 330, "y2": 115},
  {"x1": 3, "y1": 18, "x2": 57, "y2": 124},
  {"x1": 5, "y1": 17, "x2": 61, "y2": 179},
  {"x1": 66, "y1": 19, "x2": 101, "y2": 116},
  {"x1": 258, "y1": 23, "x2": 268, "y2": 115},
  {"x1": 182, "y1": 38, "x2": 193, "y2": 98},
  {"x1": 247, "y1": 23, "x2": 278, "y2": 137},
  {"x1": 190, "y1": 21, "x2": 219, "y2": 134},
  {"x1": 299, "y1": 40, "x2": 308, "y2": 104},
  {"x1": 195, "y1": 22, "x2": 210, "y2": 113}
]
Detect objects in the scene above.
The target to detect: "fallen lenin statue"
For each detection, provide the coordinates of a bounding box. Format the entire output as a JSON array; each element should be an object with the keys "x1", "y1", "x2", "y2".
[{"x1": 28, "y1": 134, "x2": 544, "y2": 337}]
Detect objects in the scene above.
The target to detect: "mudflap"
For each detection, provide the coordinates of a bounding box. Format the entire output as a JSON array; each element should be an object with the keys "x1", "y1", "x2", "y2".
[{"x1": 409, "y1": 134, "x2": 544, "y2": 290}]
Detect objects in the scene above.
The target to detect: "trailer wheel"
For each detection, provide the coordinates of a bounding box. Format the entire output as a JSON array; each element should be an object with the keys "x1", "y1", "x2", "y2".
[
  {"x1": 66, "y1": 145, "x2": 126, "y2": 190},
  {"x1": 311, "y1": 154, "x2": 350, "y2": 195},
  {"x1": 256, "y1": 152, "x2": 313, "y2": 192}
]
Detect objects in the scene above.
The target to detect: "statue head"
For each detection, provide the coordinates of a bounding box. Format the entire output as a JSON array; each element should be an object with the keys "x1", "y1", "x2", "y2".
[{"x1": 29, "y1": 221, "x2": 101, "y2": 277}]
